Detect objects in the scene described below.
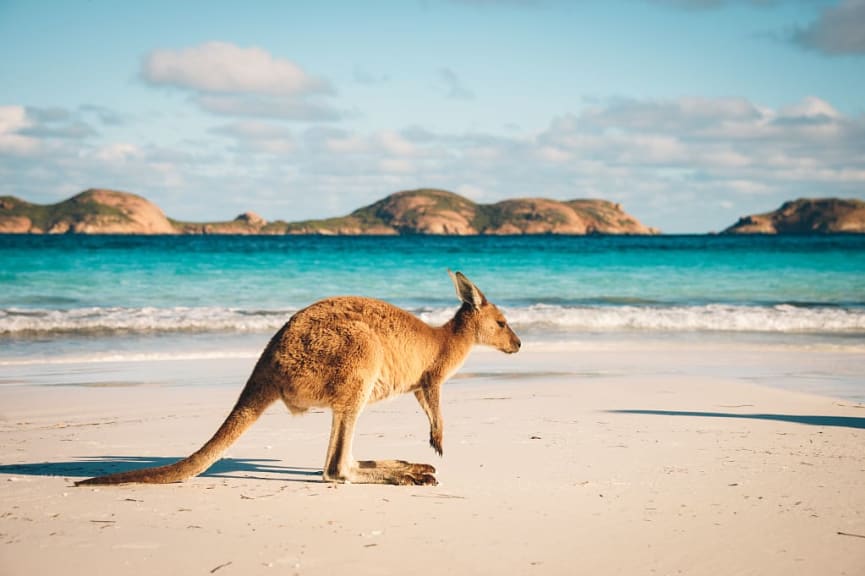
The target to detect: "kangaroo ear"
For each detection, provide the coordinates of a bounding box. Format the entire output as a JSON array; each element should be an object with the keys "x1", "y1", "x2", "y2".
[{"x1": 448, "y1": 270, "x2": 487, "y2": 309}]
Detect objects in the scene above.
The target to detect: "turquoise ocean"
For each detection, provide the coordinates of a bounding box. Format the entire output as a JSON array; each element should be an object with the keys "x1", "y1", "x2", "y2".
[{"x1": 2, "y1": 234, "x2": 863, "y2": 369}]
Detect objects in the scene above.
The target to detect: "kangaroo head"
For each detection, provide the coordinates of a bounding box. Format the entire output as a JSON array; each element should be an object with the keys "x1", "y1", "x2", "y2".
[{"x1": 449, "y1": 270, "x2": 521, "y2": 354}]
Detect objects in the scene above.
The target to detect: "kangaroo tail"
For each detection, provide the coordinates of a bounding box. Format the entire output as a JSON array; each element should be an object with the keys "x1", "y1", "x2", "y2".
[{"x1": 75, "y1": 384, "x2": 277, "y2": 486}]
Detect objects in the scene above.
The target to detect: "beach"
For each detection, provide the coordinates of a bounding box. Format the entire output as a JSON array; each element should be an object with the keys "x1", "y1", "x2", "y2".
[
  {"x1": 2, "y1": 339, "x2": 864, "y2": 576},
  {"x1": 5, "y1": 0, "x2": 865, "y2": 571}
]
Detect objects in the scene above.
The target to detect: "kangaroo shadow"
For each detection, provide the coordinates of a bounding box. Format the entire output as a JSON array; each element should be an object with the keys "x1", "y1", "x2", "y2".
[
  {"x1": 609, "y1": 410, "x2": 865, "y2": 430},
  {"x1": 0, "y1": 456, "x2": 324, "y2": 483}
]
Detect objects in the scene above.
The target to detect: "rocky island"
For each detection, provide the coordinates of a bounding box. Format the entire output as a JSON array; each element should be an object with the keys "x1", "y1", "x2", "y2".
[
  {"x1": 0, "y1": 188, "x2": 659, "y2": 235},
  {"x1": 722, "y1": 198, "x2": 865, "y2": 235}
]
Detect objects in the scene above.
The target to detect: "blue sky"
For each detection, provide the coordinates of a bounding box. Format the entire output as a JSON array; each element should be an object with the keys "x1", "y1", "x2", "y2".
[{"x1": 1, "y1": 0, "x2": 863, "y2": 233}]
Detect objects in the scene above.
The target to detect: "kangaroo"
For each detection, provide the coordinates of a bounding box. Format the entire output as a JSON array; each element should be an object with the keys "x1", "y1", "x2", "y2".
[{"x1": 76, "y1": 271, "x2": 520, "y2": 487}]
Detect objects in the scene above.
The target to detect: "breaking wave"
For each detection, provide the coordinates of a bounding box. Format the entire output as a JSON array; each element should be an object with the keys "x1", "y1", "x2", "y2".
[{"x1": 2, "y1": 302, "x2": 864, "y2": 338}]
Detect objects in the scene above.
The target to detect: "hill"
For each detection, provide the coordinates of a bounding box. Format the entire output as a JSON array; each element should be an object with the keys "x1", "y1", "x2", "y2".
[
  {"x1": 0, "y1": 188, "x2": 659, "y2": 235},
  {"x1": 722, "y1": 198, "x2": 865, "y2": 235},
  {"x1": 282, "y1": 189, "x2": 659, "y2": 235},
  {"x1": 0, "y1": 189, "x2": 176, "y2": 234}
]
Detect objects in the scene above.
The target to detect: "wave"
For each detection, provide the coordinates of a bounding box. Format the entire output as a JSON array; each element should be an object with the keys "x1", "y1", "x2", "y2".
[
  {"x1": 0, "y1": 306, "x2": 296, "y2": 336},
  {"x1": 494, "y1": 303, "x2": 865, "y2": 335},
  {"x1": 2, "y1": 302, "x2": 864, "y2": 338}
]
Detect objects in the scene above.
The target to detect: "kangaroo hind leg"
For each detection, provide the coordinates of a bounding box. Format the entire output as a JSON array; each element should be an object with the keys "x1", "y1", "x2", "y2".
[{"x1": 322, "y1": 395, "x2": 437, "y2": 486}]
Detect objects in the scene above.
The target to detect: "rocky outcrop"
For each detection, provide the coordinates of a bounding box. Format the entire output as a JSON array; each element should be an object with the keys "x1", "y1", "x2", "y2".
[
  {"x1": 285, "y1": 189, "x2": 659, "y2": 235},
  {"x1": 565, "y1": 200, "x2": 660, "y2": 235},
  {"x1": 0, "y1": 189, "x2": 175, "y2": 234},
  {"x1": 476, "y1": 197, "x2": 659, "y2": 235},
  {"x1": 723, "y1": 198, "x2": 865, "y2": 235},
  {"x1": 362, "y1": 189, "x2": 478, "y2": 234},
  {"x1": 174, "y1": 211, "x2": 270, "y2": 235},
  {"x1": 0, "y1": 187, "x2": 659, "y2": 235}
]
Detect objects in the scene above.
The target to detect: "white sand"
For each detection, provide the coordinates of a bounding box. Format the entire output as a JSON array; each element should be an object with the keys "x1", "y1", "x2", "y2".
[{"x1": 1, "y1": 341, "x2": 864, "y2": 575}]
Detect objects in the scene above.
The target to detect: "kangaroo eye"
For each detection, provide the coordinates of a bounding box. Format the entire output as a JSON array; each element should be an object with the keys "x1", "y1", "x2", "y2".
[{"x1": 496, "y1": 320, "x2": 507, "y2": 328}]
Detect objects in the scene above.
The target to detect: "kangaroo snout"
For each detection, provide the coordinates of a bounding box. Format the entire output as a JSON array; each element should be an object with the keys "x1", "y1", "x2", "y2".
[
  {"x1": 505, "y1": 332, "x2": 521, "y2": 354},
  {"x1": 511, "y1": 335, "x2": 522, "y2": 353}
]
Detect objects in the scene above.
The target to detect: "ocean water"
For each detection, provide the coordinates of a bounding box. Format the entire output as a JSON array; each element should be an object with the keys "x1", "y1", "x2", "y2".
[{"x1": 1, "y1": 234, "x2": 864, "y2": 369}]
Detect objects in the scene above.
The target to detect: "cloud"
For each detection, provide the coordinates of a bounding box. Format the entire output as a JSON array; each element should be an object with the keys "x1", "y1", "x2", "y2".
[
  {"x1": 4, "y1": 94, "x2": 863, "y2": 233},
  {"x1": 793, "y1": 0, "x2": 865, "y2": 55},
  {"x1": 195, "y1": 94, "x2": 343, "y2": 121},
  {"x1": 141, "y1": 42, "x2": 341, "y2": 121},
  {"x1": 0, "y1": 105, "x2": 102, "y2": 156},
  {"x1": 647, "y1": 0, "x2": 792, "y2": 9},
  {"x1": 211, "y1": 121, "x2": 296, "y2": 155},
  {"x1": 79, "y1": 105, "x2": 127, "y2": 126},
  {"x1": 530, "y1": 96, "x2": 865, "y2": 230},
  {"x1": 92, "y1": 143, "x2": 142, "y2": 162},
  {"x1": 438, "y1": 68, "x2": 475, "y2": 100},
  {"x1": 20, "y1": 107, "x2": 97, "y2": 139},
  {"x1": 377, "y1": 131, "x2": 417, "y2": 156},
  {"x1": 0, "y1": 102, "x2": 226, "y2": 207},
  {"x1": 295, "y1": 94, "x2": 861, "y2": 230},
  {"x1": 576, "y1": 97, "x2": 765, "y2": 134},
  {"x1": 143, "y1": 42, "x2": 331, "y2": 95},
  {"x1": 0, "y1": 104, "x2": 127, "y2": 153},
  {"x1": 0, "y1": 106, "x2": 41, "y2": 156}
]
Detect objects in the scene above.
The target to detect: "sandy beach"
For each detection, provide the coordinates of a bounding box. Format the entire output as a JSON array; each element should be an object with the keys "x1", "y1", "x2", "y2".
[{"x1": 2, "y1": 340, "x2": 864, "y2": 575}]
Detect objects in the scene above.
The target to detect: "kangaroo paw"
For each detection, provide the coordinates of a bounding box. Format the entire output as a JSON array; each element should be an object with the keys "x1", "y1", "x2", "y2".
[{"x1": 429, "y1": 435, "x2": 443, "y2": 456}]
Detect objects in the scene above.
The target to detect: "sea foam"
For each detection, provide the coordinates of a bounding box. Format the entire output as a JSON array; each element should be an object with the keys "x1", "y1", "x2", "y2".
[{"x1": 2, "y1": 303, "x2": 863, "y2": 337}]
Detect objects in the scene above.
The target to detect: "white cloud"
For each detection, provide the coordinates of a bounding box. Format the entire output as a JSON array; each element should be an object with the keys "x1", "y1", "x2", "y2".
[
  {"x1": 0, "y1": 106, "x2": 41, "y2": 155},
  {"x1": 0, "y1": 104, "x2": 113, "y2": 158},
  {"x1": 143, "y1": 42, "x2": 331, "y2": 95},
  {"x1": 142, "y1": 42, "x2": 340, "y2": 122},
  {"x1": 20, "y1": 106, "x2": 96, "y2": 140},
  {"x1": 195, "y1": 94, "x2": 343, "y2": 121},
  {"x1": 212, "y1": 121, "x2": 296, "y2": 155},
  {"x1": 0, "y1": 105, "x2": 31, "y2": 134},
  {"x1": 377, "y1": 131, "x2": 416, "y2": 156},
  {"x1": 776, "y1": 96, "x2": 841, "y2": 123},
  {"x1": 536, "y1": 145, "x2": 571, "y2": 164},
  {"x1": 378, "y1": 158, "x2": 415, "y2": 174},
  {"x1": 579, "y1": 96, "x2": 764, "y2": 135},
  {"x1": 91, "y1": 143, "x2": 142, "y2": 162},
  {"x1": 324, "y1": 132, "x2": 368, "y2": 154}
]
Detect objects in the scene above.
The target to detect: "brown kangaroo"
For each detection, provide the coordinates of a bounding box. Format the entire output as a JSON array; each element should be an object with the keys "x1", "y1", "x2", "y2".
[{"x1": 76, "y1": 271, "x2": 520, "y2": 486}]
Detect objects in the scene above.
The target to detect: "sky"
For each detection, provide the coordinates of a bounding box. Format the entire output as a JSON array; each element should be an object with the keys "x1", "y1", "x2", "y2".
[{"x1": 1, "y1": 0, "x2": 863, "y2": 233}]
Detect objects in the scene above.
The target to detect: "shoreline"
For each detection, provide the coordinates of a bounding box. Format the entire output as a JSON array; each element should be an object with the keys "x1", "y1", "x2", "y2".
[{"x1": 3, "y1": 335, "x2": 864, "y2": 402}]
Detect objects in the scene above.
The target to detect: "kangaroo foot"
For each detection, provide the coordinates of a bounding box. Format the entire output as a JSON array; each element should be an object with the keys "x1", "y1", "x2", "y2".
[
  {"x1": 324, "y1": 460, "x2": 438, "y2": 485},
  {"x1": 356, "y1": 460, "x2": 435, "y2": 475},
  {"x1": 357, "y1": 460, "x2": 437, "y2": 485}
]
